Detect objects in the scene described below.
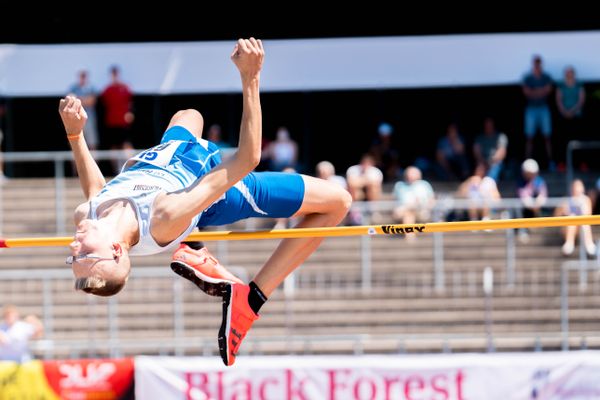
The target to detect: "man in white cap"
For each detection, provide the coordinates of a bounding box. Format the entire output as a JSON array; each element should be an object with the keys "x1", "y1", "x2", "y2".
[{"x1": 517, "y1": 159, "x2": 547, "y2": 242}]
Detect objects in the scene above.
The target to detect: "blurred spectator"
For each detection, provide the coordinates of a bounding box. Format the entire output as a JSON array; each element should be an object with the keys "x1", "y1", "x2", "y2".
[
  {"x1": 206, "y1": 124, "x2": 231, "y2": 150},
  {"x1": 0, "y1": 99, "x2": 5, "y2": 182},
  {"x1": 346, "y1": 154, "x2": 383, "y2": 225},
  {"x1": 393, "y1": 166, "x2": 435, "y2": 239},
  {"x1": 370, "y1": 122, "x2": 401, "y2": 182},
  {"x1": 435, "y1": 122, "x2": 469, "y2": 181},
  {"x1": 347, "y1": 154, "x2": 383, "y2": 202},
  {"x1": 473, "y1": 117, "x2": 507, "y2": 181},
  {"x1": 0, "y1": 305, "x2": 43, "y2": 362},
  {"x1": 266, "y1": 127, "x2": 298, "y2": 171},
  {"x1": 68, "y1": 70, "x2": 99, "y2": 150},
  {"x1": 207, "y1": 123, "x2": 233, "y2": 162},
  {"x1": 556, "y1": 66, "x2": 586, "y2": 166},
  {"x1": 517, "y1": 159, "x2": 547, "y2": 242},
  {"x1": 458, "y1": 164, "x2": 501, "y2": 221},
  {"x1": 316, "y1": 161, "x2": 347, "y2": 190},
  {"x1": 517, "y1": 159, "x2": 547, "y2": 218},
  {"x1": 101, "y1": 65, "x2": 134, "y2": 173},
  {"x1": 555, "y1": 179, "x2": 596, "y2": 256},
  {"x1": 588, "y1": 177, "x2": 600, "y2": 215},
  {"x1": 522, "y1": 55, "x2": 554, "y2": 168}
]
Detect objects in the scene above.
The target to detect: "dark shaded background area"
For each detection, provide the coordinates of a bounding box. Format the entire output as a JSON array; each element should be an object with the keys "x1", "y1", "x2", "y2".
[
  {"x1": 2, "y1": 13, "x2": 600, "y2": 44},
  {"x1": 5, "y1": 83, "x2": 600, "y2": 178}
]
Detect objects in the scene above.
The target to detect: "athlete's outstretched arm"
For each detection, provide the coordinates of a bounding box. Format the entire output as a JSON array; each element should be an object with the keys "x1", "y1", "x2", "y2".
[
  {"x1": 59, "y1": 96, "x2": 106, "y2": 200},
  {"x1": 152, "y1": 38, "x2": 264, "y2": 238}
]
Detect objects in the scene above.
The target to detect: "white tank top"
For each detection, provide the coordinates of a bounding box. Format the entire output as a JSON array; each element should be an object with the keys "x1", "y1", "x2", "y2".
[{"x1": 89, "y1": 140, "x2": 209, "y2": 256}]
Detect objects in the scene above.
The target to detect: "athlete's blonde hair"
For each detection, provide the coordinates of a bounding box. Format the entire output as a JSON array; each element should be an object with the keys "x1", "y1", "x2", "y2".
[{"x1": 74, "y1": 276, "x2": 126, "y2": 297}]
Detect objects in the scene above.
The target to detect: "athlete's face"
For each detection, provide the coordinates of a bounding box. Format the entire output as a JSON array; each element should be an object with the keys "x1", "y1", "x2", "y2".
[{"x1": 69, "y1": 219, "x2": 117, "y2": 279}]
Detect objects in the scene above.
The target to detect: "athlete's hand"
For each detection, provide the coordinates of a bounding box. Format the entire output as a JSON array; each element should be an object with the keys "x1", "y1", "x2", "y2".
[
  {"x1": 59, "y1": 95, "x2": 88, "y2": 138},
  {"x1": 231, "y1": 38, "x2": 264, "y2": 80}
]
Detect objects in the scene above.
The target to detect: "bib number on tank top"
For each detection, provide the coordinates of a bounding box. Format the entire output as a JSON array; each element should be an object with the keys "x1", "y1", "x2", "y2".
[{"x1": 129, "y1": 141, "x2": 183, "y2": 168}]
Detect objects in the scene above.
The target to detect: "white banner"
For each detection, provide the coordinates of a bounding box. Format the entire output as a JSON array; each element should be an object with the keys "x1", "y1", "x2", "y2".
[
  {"x1": 135, "y1": 351, "x2": 600, "y2": 400},
  {"x1": 3, "y1": 31, "x2": 600, "y2": 96}
]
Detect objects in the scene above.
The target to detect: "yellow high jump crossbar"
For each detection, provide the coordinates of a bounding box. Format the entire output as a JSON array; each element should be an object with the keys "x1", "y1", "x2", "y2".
[{"x1": 0, "y1": 215, "x2": 599, "y2": 248}]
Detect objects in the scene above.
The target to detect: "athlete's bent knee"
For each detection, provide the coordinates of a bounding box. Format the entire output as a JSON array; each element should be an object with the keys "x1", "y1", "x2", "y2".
[
  {"x1": 168, "y1": 109, "x2": 204, "y2": 138},
  {"x1": 331, "y1": 186, "x2": 352, "y2": 219},
  {"x1": 340, "y1": 188, "x2": 352, "y2": 212},
  {"x1": 173, "y1": 109, "x2": 203, "y2": 121}
]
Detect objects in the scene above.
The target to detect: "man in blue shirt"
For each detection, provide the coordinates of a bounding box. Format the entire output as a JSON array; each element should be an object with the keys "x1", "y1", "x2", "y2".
[{"x1": 522, "y1": 55, "x2": 554, "y2": 169}]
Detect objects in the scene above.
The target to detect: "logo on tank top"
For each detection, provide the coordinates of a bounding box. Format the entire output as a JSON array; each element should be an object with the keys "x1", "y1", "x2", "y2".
[{"x1": 134, "y1": 184, "x2": 161, "y2": 191}]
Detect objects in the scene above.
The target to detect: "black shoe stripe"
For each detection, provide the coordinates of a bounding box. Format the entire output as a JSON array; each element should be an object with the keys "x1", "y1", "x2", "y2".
[
  {"x1": 231, "y1": 328, "x2": 242, "y2": 340},
  {"x1": 170, "y1": 261, "x2": 226, "y2": 297},
  {"x1": 218, "y1": 284, "x2": 233, "y2": 366}
]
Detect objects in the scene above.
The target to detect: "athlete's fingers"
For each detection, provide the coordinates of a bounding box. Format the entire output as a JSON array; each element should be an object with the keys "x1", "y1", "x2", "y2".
[
  {"x1": 238, "y1": 38, "x2": 249, "y2": 53},
  {"x1": 230, "y1": 43, "x2": 239, "y2": 59},
  {"x1": 64, "y1": 96, "x2": 75, "y2": 113},
  {"x1": 256, "y1": 39, "x2": 263, "y2": 53},
  {"x1": 73, "y1": 98, "x2": 83, "y2": 118},
  {"x1": 78, "y1": 106, "x2": 88, "y2": 120},
  {"x1": 248, "y1": 37, "x2": 259, "y2": 53},
  {"x1": 67, "y1": 100, "x2": 78, "y2": 114}
]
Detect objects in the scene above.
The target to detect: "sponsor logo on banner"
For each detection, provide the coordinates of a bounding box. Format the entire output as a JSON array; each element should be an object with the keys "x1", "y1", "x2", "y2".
[
  {"x1": 182, "y1": 368, "x2": 465, "y2": 400},
  {"x1": 0, "y1": 360, "x2": 59, "y2": 399},
  {"x1": 136, "y1": 353, "x2": 600, "y2": 400},
  {"x1": 43, "y1": 358, "x2": 134, "y2": 399}
]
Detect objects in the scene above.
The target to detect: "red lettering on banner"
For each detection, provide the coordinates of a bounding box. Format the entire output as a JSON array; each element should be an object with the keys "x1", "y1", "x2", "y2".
[
  {"x1": 286, "y1": 369, "x2": 309, "y2": 400},
  {"x1": 383, "y1": 376, "x2": 401, "y2": 400},
  {"x1": 404, "y1": 375, "x2": 425, "y2": 400},
  {"x1": 185, "y1": 372, "x2": 209, "y2": 400},
  {"x1": 431, "y1": 374, "x2": 449, "y2": 400},
  {"x1": 259, "y1": 377, "x2": 279, "y2": 400},
  {"x1": 455, "y1": 371, "x2": 465, "y2": 400},
  {"x1": 174, "y1": 365, "x2": 466, "y2": 400},
  {"x1": 328, "y1": 369, "x2": 351, "y2": 400},
  {"x1": 231, "y1": 378, "x2": 252, "y2": 400},
  {"x1": 217, "y1": 371, "x2": 225, "y2": 400},
  {"x1": 353, "y1": 377, "x2": 377, "y2": 400}
]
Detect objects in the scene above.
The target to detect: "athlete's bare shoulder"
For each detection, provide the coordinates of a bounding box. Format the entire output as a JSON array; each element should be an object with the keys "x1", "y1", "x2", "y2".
[{"x1": 74, "y1": 202, "x2": 90, "y2": 225}]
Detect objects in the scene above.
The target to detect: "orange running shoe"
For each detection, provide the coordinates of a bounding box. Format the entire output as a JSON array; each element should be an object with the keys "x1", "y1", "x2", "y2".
[
  {"x1": 170, "y1": 243, "x2": 243, "y2": 296},
  {"x1": 218, "y1": 283, "x2": 259, "y2": 366}
]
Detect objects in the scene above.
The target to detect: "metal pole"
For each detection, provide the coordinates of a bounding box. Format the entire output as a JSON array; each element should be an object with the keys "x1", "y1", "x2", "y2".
[
  {"x1": 483, "y1": 267, "x2": 494, "y2": 352},
  {"x1": 42, "y1": 278, "x2": 54, "y2": 358},
  {"x1": 566, "y1": 141, "x2": 574, "y2": 195},
  {"x1": 217, "y1": 237, "x2": 229, "y2": 267},
  {"x1": 108, "y1": 297, "x2": 119, "y2": 358},
  {"x1": 173, "y1": 277, "x2": 184, "y2": 356},
  {"x1": 578, "y1": 226, "x2": 588, "y2": 291},
  {"x1": 506, "y1": 226, "x2": 516, "y2": 288},
  {"x1": 561, "y1": 266, "x2": 569, "y2": 351},
  {"x1": 87, "y1": 294, "x2": 98, "y2": 358},
  {"x1": 565, "y1": 140, "x2": 600, "y2": 193},
  {"x1": 361, "y1": 235, "x2": 372, "y2": 292},
  {"x1": 434, "y1": 232, "x2": 445, "y2": 291},
  {"x1": 54, "y1": 159, "x2": 66, "y2": 234},
  {"x1": 283, "y1": 272, "x2": 296, "y2": 298}
]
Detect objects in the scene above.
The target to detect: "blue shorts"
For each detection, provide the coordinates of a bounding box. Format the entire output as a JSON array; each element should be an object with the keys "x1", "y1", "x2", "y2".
[
  {"x1": 157, "y1": 126, "x2": 305, "y2": 227},
  {"x1": 198, "y1": 171, "x2": 305, "y2": 227},
  {"x1": 161, "y1": 125, "x2": 200, "y2": 143},
  {"x1": 524, "y1": 106, "x2": 552, "y2": 138}
]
